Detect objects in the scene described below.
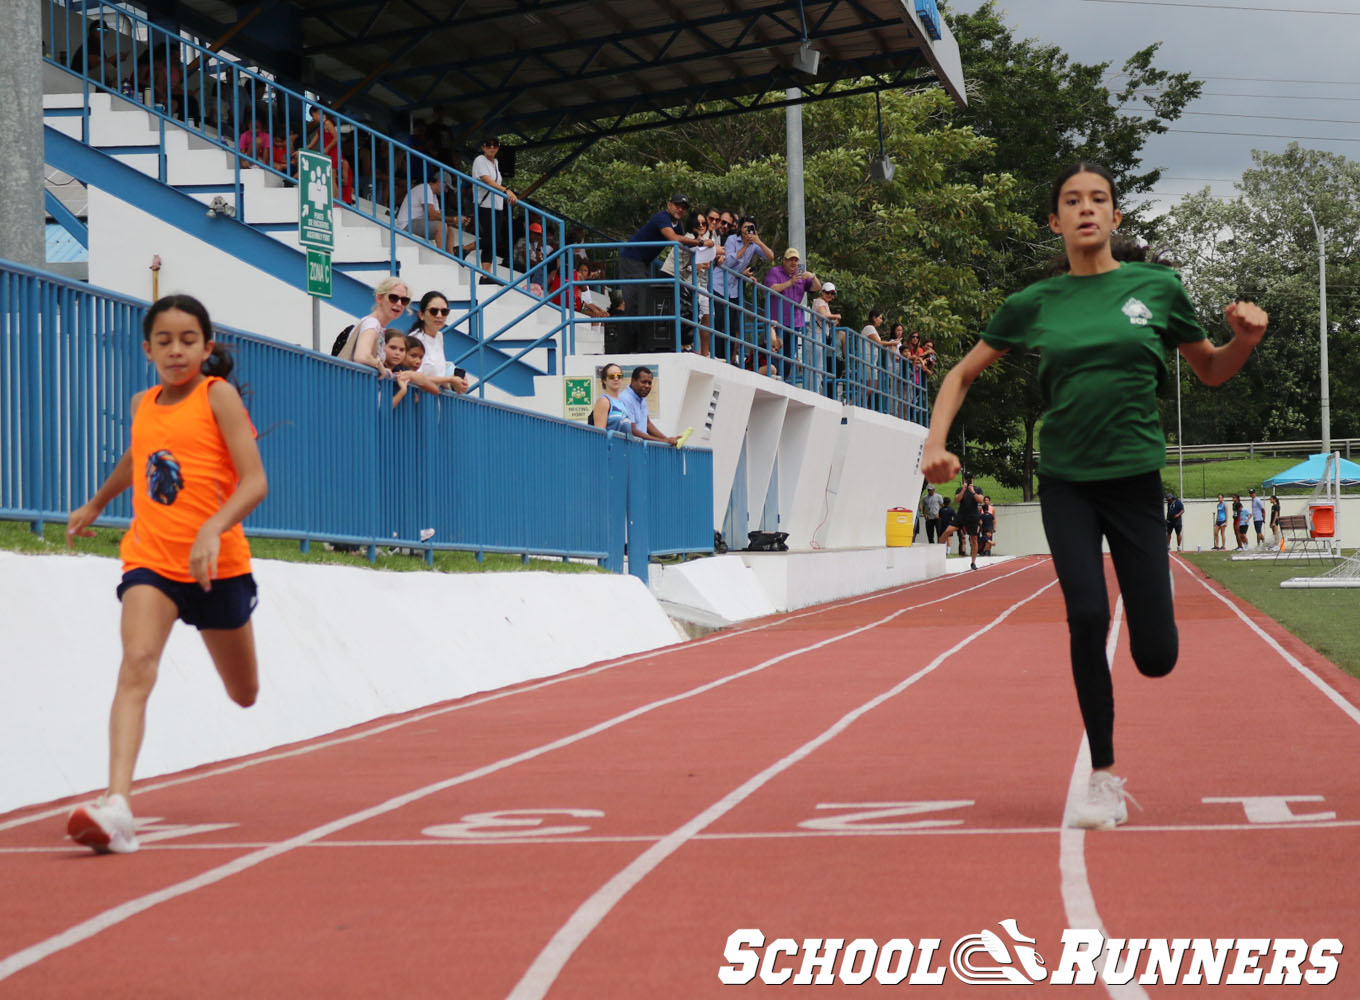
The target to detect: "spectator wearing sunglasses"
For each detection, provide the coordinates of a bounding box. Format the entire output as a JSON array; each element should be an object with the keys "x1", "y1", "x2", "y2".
[
  {"x1": 407, "y1": 291, "x2": 469, "y2": 393},
  {"x1": 589, "y1": 362, "x2": 633, "y2": 434},
  {"x1": 340, "y1": 276, "x2": 410, "y2": 376},
  {"x1": 473, "y1": 136, "x2": 517, "y2": 277}
]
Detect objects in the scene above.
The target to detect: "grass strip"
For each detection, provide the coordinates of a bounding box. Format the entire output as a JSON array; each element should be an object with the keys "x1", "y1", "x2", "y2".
[{"x1": 0, "y1": 519, "x2": 604, "y2": 575}]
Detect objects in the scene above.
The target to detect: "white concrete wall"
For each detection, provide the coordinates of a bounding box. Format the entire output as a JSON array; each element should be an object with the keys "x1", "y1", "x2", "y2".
[
  {"x1": 0, "y1": 551, "x2": 683, "y2": 815},
  {"x1": 986, "y1": 496, "x2": 1358, "y2": 556},
  {"x1": 558, "y1": 353, "x2": 928, "y2": 550}
]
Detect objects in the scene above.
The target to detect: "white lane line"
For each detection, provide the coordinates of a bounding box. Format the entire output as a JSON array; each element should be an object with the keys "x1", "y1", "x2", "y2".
[
  {"x1": 10, "y1": 817, "x2": 1360, "y2": 854},
  {"x1": 505, "y1": 576, "x2": 1061, "y2": 1000},
  {"x1": 1059, "y1": 595, "x2": 1149, "y2": 1000},
  {"x1": 0, "y1": 560, "x2": 1041, "y2": 833},
  {"x1": 0, "y1": 562, "x2": 1043, "y2": 981},
  {"x1": 1175, "y1": 554, "x2": 1360, "y2": 727}
]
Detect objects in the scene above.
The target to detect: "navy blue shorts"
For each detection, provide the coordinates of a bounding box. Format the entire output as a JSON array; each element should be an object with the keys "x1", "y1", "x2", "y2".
[{"x1": 117, "y1": 569, "x2": 258, "y2": 631}]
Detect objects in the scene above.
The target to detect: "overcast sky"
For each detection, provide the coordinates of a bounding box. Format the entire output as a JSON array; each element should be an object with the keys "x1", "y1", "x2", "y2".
[{"x1": 945, "y1": 0, "x2": 1360, "y2": 212}]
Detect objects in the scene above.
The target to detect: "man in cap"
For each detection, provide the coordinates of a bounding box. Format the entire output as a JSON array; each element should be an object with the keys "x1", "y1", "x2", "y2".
[
  {"x1": 472, "y1": 136, "x2": 517, "y2": 278},
  {"x1": 761, "y1": 247, "x2": 822, "y2": 378},
  {"x1": 810, "y1": 281, "x2": 843, "y2": 395},
  {"x1": 615, "y1": 194, "x2": 714, "y2": 354},
  {"x1": 921, "y1": 482, "x2": 944, "y2": 543},
  {"x1": 515, "y1": 220, "x2": 553, "y2": 291}
]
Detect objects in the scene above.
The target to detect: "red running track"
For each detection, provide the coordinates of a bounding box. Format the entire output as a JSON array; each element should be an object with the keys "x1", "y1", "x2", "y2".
[{"x1": 2, "y1": 555, "x2": 1359, "y2": 998}]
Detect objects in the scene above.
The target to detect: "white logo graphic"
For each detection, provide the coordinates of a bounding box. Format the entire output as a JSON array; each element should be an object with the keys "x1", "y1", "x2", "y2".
[
  {"x1": 719, "y1": 923, "x2": 1342, "y2": 987},
  {"x1": 1122, "y1": 296, "x2": 1152, "y2": 326},
  {"x1": 950, "y1": 919, "x2": 1047, "y2": 984},
  {"x1": 302, "y1": 162, "x2": 329, "y2": 219}
]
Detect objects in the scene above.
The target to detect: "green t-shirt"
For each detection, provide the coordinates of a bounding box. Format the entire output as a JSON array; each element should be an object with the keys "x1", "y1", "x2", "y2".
[{"x1": 981, "y1": 261, "x2": 1206, "y2": 482}]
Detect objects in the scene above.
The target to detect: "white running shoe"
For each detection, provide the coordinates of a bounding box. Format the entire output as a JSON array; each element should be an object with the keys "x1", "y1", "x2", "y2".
[
  {"x1": 67, "y1": 794, "x2": 139, "y2": 854},
  {"x1": 1067, "y1": 772, "x2": 1137, "y2": 830}
]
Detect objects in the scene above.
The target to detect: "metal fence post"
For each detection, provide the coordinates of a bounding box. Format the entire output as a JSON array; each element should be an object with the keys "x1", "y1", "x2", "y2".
[{"x1": 626, "y1": 439, "x2": 650, "y2": 582}]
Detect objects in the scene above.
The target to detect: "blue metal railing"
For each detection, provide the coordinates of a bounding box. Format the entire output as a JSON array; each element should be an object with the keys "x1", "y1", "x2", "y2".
[
  {"x1": 42, "y1": 0, "x2": 927, "y2": 423},
  {"x1": 462, "y1": 241, "x2": 930, "y2": 423},
  {"x1": 0, "y1": 260, "x2": 713, "y2": 577},
  {"x1": 44, "y1": 0, "x2": 565, "y2": 290}
]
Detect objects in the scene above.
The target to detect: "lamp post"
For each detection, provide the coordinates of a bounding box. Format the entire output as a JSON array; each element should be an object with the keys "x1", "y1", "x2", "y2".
[
  {"x1": 1302, "y1": 203, "x2": 1331, "y2": 455},
  {"x1": 1175, "y1": 351, "x2": 1184, "y2": 499}
]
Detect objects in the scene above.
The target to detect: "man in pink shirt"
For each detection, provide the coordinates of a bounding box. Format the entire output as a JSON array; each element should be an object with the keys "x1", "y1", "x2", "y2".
[{"x1": 762, "y1": 247, "x2": 822, "y2": 378}]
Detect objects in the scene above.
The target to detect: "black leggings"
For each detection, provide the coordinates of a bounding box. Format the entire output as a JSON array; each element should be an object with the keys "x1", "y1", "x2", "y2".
[{"x1": 1039, "y1": 471, "x2": 1178, "y2": 770}]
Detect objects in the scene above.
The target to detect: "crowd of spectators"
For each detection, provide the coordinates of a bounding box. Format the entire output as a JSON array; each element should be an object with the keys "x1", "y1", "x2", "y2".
[
  {"x1": 339, "y1": 277, "x2": 470, "y2": 403},
  {"x1": 608, "y1": 195, "x2": 941, "y2": 408}
]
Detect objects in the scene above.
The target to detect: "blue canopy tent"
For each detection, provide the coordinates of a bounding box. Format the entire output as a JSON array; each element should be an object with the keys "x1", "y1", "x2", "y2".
[{"x1": 1264, "y1": 453, "x2": 1360, "y2": 488}]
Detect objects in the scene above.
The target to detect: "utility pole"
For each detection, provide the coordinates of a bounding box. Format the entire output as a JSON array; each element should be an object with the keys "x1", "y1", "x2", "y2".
[{"x1": 1303, "y1": 203, "x2": 1331, "y2": 454}]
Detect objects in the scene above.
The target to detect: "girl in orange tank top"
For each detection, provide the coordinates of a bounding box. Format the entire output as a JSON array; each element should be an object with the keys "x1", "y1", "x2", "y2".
[{"x1": 63, "y1": 295, "x2": 268, "y2": 855}]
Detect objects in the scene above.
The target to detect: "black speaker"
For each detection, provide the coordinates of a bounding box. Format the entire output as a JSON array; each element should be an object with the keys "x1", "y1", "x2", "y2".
[{"x1": 498, "y1": 145, "x2": 516, "y2": 178}]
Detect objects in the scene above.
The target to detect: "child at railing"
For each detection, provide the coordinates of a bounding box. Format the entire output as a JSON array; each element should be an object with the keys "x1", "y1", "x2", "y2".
[{"x1": 63, "y1": 294, "x2": 268, "y2": 855}]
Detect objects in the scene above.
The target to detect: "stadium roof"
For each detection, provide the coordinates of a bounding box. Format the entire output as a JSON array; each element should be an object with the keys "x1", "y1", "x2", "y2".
[{"x1": 153, "y1": 0, "x2": 965, "y2": 149}]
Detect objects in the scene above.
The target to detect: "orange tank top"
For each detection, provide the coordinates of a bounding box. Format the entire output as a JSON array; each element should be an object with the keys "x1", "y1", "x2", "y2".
[{"x1": 120, "y1": 377, "x2": 254, "y2": 581}]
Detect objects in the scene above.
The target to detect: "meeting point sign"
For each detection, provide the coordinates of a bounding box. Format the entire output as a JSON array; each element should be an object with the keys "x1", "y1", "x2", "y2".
[{"x1": 719, "y1": 921, "x2": 1341, "y2": 987}]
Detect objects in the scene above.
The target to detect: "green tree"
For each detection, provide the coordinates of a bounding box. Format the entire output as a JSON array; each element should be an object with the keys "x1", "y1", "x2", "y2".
[
  {"x1": 1160, "y1": 144, "x2": 1360, "y2": 446},
  {"x1": 939, "y1": 0, "x2": 1202, "y2": 497},
  {"x1": 527, "y1": 87, "x2": 1030, "y2": 344}
]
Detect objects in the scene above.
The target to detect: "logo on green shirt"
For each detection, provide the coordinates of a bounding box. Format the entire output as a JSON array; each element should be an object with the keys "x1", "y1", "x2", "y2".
[{"x1": 1121, "y1": 297, "x2": 1152, "y2": 326}]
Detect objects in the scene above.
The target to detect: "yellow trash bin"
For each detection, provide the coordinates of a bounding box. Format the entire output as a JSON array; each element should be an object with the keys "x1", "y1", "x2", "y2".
[{"x1": 885, "y1": 507, "x2": 913, "y2": 547}]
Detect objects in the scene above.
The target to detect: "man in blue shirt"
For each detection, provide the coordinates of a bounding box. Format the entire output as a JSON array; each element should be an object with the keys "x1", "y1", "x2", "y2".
[
  {"x1": 614, "y1": 195, "x2": 711, "y2": 354},
  {"x1": 1249, "y1": 488, "x2": 1266, "y2": 548},
  {"x1": 618, "y1": 366, "x2": 678, "y2": 445}
]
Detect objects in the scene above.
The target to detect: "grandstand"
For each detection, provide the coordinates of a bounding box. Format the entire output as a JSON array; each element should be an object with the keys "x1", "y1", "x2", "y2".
[{"x1": 6, "y1": 0, "x2": 961, "y2": 603}]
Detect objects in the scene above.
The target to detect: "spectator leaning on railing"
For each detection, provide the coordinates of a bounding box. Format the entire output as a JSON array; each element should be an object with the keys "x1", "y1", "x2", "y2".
[
  {"x1": 618, "y1": 366, "x2": 679, "y2": 446},
  {"x1": 473, "y1": 136, "x2": 517, "y2": 279},
  {"x1": 407, "y1": 291, "x2": 469, "y2": 394},
  {"x1": 762, "y1": 248, "x2": 821, "y2": 377},
  {"x1": 811, "y1": 282, "x2": 843, "y2": 394},
  {"x1": 615, "y1": 194, "x2": 711, "y2": 355},
  {"x1": 714, "y1": 216, "x2": 773, "y2": 356},
  {"x1": 589, "y1": 363, "x2": 633, "y2": 433},
  {"x1": 339, "y1": 277, "x2": 410, "y2": 377}
]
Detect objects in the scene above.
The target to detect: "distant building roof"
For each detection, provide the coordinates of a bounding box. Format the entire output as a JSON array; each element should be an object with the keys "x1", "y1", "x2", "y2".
[{"x1": 46, "y1": 223, "x2": 88, "y2": 263}]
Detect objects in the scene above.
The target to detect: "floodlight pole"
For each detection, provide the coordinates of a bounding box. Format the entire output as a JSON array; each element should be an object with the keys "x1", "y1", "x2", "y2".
[
  {"x1": 786, "y1": 90, "x2": 806, "y2": 267},
  {"x1": 1175, "y1": 351, "x2": 1184, "y2": 499},
  {"x1": 1303, "y1": 203, "x2": 1331, "y2": 455}
]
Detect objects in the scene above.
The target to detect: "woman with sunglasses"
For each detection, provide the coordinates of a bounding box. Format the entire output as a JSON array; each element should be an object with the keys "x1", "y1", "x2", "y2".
[
  {"x1": 339, "y1": 276, "x2": 410, "y2": 376},
  {"x1": 407, "y1": 291, "x2": 469, "y2": 393},
  {"x1": 588, "y1": 363, "x2": 632, "y2": 434}
]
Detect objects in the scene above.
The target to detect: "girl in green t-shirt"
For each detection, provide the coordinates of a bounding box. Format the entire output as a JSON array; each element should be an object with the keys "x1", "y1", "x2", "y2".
[{"x1": 921, "y1": 162, "x2": 1268, "y2": 831}]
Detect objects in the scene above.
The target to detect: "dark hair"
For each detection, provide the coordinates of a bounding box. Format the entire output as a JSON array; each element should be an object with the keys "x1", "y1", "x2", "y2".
[
  {"x1": 737, "y1": 215, "x2": 757, "y2": 233},
  {"x1": 383, "y1": 328, "x2": 408, "y2": 344},
  {"x1": 143, "y1": 294, "x2": 212, "y2": 342},
  {"x1": 404, "y1": 335, "x2": 424, "y2": 352},
  {"x1": 142, "y1": 295, "x2": 235, "y2": 380},
  {"x1": 600, "y1": 362, "x2": 622, "y2": 385},
  {"x1": 410, "y1": 290, "x2": 450, "y2": 332},
  {"x1": 868, "y1": 307, "x2": 885, "y2": 323},
  {"x1": 1049, "y1": 162, "x2": 1119, "y2": 215},
  {"x1": 631, "y1": 366, "x2": 653, "y2": 381}
]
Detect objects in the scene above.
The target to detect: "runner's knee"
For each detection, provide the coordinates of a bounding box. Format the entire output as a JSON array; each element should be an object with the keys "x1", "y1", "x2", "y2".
[{"x1": 1131, "y1": 630, "x2": 1178, "y2": 678}]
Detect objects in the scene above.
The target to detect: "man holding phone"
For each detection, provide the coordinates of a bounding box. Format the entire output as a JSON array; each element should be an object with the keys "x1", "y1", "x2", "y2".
[
  {"x1": 763, "y1": 247, "x2": 822, "y2": 378},
  {"x1": 714, "y1": 216, "x2": 774, "y2": 357}
]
